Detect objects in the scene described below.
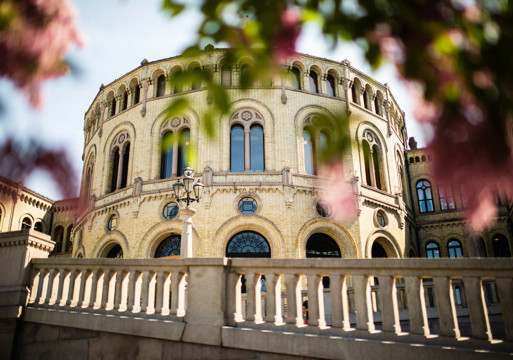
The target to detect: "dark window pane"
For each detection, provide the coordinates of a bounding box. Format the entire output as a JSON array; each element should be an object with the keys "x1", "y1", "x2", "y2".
[
  {"x1": 110, "y1": 149, "x2": 119, "y2": 192},
  {"x1": 291, "y1": 67, "x2": 301, "y2": 90},
  {"x1": 306, "y1": 233, "x2": 340, "y2": 257},
  {"x1": 250, "y1": 125, "x2": 264, "y2": 172},
  {"x1": 155, "y1": 235, "x2": 181, "y2": 257},
  {"x1": 230, "y1": 126, "x2": 245, "y2": 172},
  {"x1": 178, "y1": 130, "x2": 190, "y2": 176},
  {"x1": 157, "y1": 75, "x2": 166, "y2": 97},
  {"x1": 121, "y1": 143, "x2": 130, "y2": 188},
  {"x1": 221, "y1": 66, "x2": 232, "y2": 87},
  {"x1": 160, "y1": 132, "x2": 173, "y2": 179},
  {"x1": 326, "y1": 75, "x2": 335, "y2": 97},
  {"x1": 309, "y1": 72, "x2": 318, "y2": 93},
  {"x1": 303, "y1": 130, "x2": 314, "y2": 175},
  {"x1": 226, "y1": 231, "x2": 271, "y2": 257}
]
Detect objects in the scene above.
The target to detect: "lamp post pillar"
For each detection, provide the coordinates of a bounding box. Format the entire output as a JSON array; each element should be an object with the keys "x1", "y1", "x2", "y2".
[{"x1": 180, "y1": 207, "x2": 197, "y2": 258}]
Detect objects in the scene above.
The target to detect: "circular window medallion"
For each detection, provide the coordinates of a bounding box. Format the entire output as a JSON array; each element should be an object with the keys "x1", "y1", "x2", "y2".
[
  {"x1": 316, "y1": 201, "x2": 331, "y2": 218},
  {"x1": 163, "y1": 202, "x2": 179, "y2": 220},
  {"x1": 107, "y1": 214, "x2": 118, "y2": 231},
  {"x1": 376, "y1": 210, "x2": 387, "y2": 227},
  {"x1": 241, "y1": 111, "x2": 253, "y2": 121},
  {"x1": 238, "y1": 197, "x2": 257, "y2": 215}
]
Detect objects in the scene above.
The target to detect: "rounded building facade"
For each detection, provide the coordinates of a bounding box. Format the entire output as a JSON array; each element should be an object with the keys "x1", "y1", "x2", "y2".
[{"x1": 74, "y1": 49, "x2": 411, "y2": 259}]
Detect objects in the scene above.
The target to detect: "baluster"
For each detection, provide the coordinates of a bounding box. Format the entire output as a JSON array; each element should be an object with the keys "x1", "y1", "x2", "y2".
[
  {"x1": 340, "y1": 275, "x2": 351, "y2": 330},
  {"x1": 463, "y1": 276, "x2": 491, "y2": 340},
  {"x1": 284, "y1": 273, "x2": 303, "y2": 326},
  {"x1": 100, "y1": 269, "x2": 111, "y2": 310},
  {"x1": 330, "y1": 274, "x2": 343, "y2": 329},
  {"x1": 28, "y1": 268, "x2": 41, "y2": 303},
  {"x1": 77, "y1": 269, "x2": 92, "y2": 308},
  {"x1": 433, "y1": 276, "x2": 460, "y2": 338},
  {"x1": 225, "y1": 271, "x2": 239, "y2": 326},
  {"x1": 87, "y1": 268, "x2": 100, "y2": 309},
  {"x1": 127, "y1": 270, "x2": 138, "y2": 312},
  {"x1": 378, "y1": 275, "x2": 401, "y2": 334},
  {"x1": 114, "y1": 269, "x2": 125, "y2": 311},
  {"x1": 246, "y1": 272, "x2": 256, "y2": 322},
  {"x1": 404, "y1": 276, "x2": 429, "y2": 336},
  {"x1": 65, "y1": 269, "x2": 78, "y2": 307},
  {"x1": 155, "y1": 270, "x2": 166, "y2": 315},
  {"x1": 352, "y1": 274, "x2": 374, "y2": 332},
  {"x1": 161, "y1": 271, "x2": 172, "y2": 316},
  {"x1": 306, "y1": 273, "x2": 325, "y2": 327},
  {"x1": 170, "y1": 270, "x2": 181, "y2": 316},
  {"x1": 140, "y1": 270, "x2": 151, "y2": 314},
  {"x1": 55, "y1": 268, "x2": 68, "y2": 306},
  {"x1": 495, "y1": 277, "x2": 513, "y2": 341},
  {"x1": 264, "y1": 273, "x2": 282, "y2": 324},
  {"x1": 36, "y1": 268, "x2": 48, "y2": 304},
  {"x1": 44, "y1": 269, "x2": 57, "y2": 305},
  {"x1": 254, "y1": 274, "x2": 263, "y2": 323},
  {"x1": 177, "y1": 272, "x2": 187, "y2": 317}
]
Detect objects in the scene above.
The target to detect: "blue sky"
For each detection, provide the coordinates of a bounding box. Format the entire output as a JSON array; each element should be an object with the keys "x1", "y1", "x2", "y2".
[{"x1": 0, "y1": 0, "x2": 427, "y2": 200}]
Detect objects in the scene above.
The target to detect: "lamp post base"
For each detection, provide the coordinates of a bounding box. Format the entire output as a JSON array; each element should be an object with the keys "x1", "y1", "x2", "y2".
[{"x1": 180, "y1": 207, "x2": 197, "y2": 258}]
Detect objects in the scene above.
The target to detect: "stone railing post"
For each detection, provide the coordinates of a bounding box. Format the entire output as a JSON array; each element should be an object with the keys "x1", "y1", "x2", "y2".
[
  {"x1": 0, "y1": 230, "x2": 54, "y2": 360},
  {"x1": 182, "y1": 258, "x2": 228, "y2": 346}
]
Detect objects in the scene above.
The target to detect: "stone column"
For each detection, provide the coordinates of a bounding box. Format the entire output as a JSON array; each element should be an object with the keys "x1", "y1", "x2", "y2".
[
  {"x1": 0, "y1": 230, "x2": 54, "y2": 360},
  {"x1": 140, "y1": 78, "x2": 149, "y2": 117},
  {"x1": 180, "y1": 207, "x2": 197, "y2": 258}
]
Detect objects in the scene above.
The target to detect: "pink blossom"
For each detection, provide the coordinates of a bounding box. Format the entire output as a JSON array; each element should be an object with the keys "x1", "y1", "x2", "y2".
[
  {"x1": 271, "y1": 8, "x2": 302, "y2": 62},
  {"x1": 0, "y1": 0, "x2": 84, "y2": 108},
  {"x1": 318, "y1": 163, "x2": 358, "y2": 223}
]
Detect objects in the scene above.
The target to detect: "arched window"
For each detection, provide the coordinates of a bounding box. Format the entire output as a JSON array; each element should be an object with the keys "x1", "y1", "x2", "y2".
[
  {"x1": 425, "y1": 241, "x2": 440, "y2": 258},
  {"x1": 105, "y1": 244, "x2": 123, "y2": 258},
  {"x1": 191, "y1": 67, "x2": 202, "y2": 90},
  {"x1": 132, "y1": 84, "x2": 140, "y2": 105},
  {"x1": 230, "y1": 125, "x2": 245, "y2": 172},
  {"x1": 371, "y1": 240, "x2": 388, "y2": 258},
  {"x1": 230, "y1": 109, "x2": 265, "y2": 173},
  {"x1": 363, "y1": 87, "x2": 370, "y2": 109},
  {"x1": 110, "y1": 97, "x2": 116, "y2": 117},
  {"x1": 109, "y1": 132, "x2": 130, "y2": 193},
  {"x1": 303, "y1": 130, "x2": 314, "y2": 175},
  {"x1": 239, "y1": 63, "x2": 251, "y2": 87},
  {"x1": 326, "y1": 74, "x2": 336, "y2": 97},
  {"x1": 250, "y1": 125, "x2": 264, "y2": 172},
  {"x1": 375, "y1": 92, "x2": 384, "y2": 116},
  {"x1": 226, "y1": 231, "x2": 271, "y2": 258},
  {"x1": 172, "y1": 70, "x2": 183, "y2": 94},
  {"x1": 306, "y1": 233, "x2": 341, "y2": 258},
  {"x1": 290, "y1": 66, "x2": 301, "y2": 90},
  {"x1": 53, "y1": 226, "x2": 64, "y2": 253},
  {"x1": 34, "y1": 221, "x2": 43, "y2": 232},
  {"x1": 65, "y1": 224, "x2": 73, "y2": 252},
  {"x1": 156, "y1": 74, "x2": 166, "y2": 97},
  {"x1": 361, "y1": 131, "x2": 385, "y2": 190},
  {"x1": 160, "y1": 131, "x2": 174, "y2": 179},
  {"x1": 121, "y1": 90, "x2": 128, "y2": 111},
  {"x1": 416, "y1": 180, "x2": 434, "y2": 213},
  {"x1": 439, "y1": 184, "x2": 456, "y2": 210},
  {"x1": 351, "y1": 81, "x2": 360, "y2": 104},
  {"x1": 309, "y1": 71, "x2": 319, "y2": 93},
  {"x1": 177, "y1": 129, "x2": 190, "y2": 176},
  {"x1": 21, "y1": 217, "x2": 32, "y2": 230},
  {"x1": 221, "y1": 64, "x2": 232, "y2": 87},
  {"x1": 447, "y1": 239, "x2": 463, "y2": 258},
  {"x1": 155, "y1": 235, "x2": 181, "y2": 258},
  {"x1": 492, "y1": 234, "x2": 511, "y2": 257}
]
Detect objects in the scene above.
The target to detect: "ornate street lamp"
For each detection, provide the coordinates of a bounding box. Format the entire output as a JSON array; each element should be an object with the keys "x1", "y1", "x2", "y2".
[{"x1": 172, "y1": 167, "x2": 204, "y2": 258}]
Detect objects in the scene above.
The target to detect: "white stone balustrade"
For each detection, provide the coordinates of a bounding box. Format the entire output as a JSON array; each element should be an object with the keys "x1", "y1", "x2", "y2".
[{"x1": 21, "y1": 257, "x2": 513, "y2": 359}]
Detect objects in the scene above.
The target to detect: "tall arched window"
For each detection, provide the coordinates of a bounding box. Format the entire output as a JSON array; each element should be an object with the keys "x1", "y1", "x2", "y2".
[
  {"x1": 303, "y1": 130, "x2": 314, "y2": 175},
  {"x1": 160, "y1": 131, "x2": 174, "y2": 179},
  {"x1": 132, "y1": 84, "x2": 140, "y2": 105},
  {"x1": 492, "y1": 234, "x2": 511, "y2": 257},
  {"x1": 178, "y1": 129, "x2": 190, "y2": 176},
  {"x1": 351, "y1": 80, "x2": 360, "y2": 104},
  {"x1": 121, "y1": 90, "x2": 128, "y2": 111},
  {"x1": 226, "y1": 231, "x2": 271, "y2": 258},
  {"x1": 172, "y1": 70, "x2": 183, "y2": 94},
  {"x1": 230, "y1": 125, "x2": 245, "y2": 172},
  {"x1": 375, "y1": 91, "x2": 384, "y2": 116},
  {"x1": 361, "y1": 131, "x2": 385, "y2": 190},
  {"x1": 191, "y1": 67, "x2": 201, "y2": 90},
  {"x1": 105, "y1": 244, "x2": 123, "y2": 258},
  {"x1": 371, "y1": 240, "x2": 388, "y2": 258},
  {"x1": 306, "y1": 233, "x2": 341, "y2": 258},
  {"x1": 21, "y1": 217, "x2": 32, "y2": 230},
  {"x1": 363, "y1": 85, "x2": 372, "y2": 110},
  {"x1": 439, "y1": 184, "x2": 456, "y2": 210},
  {"x1": 65, "y1": 225, "x2": 73, "y2": 252},
  {"x1": 250, "y1": 125, "x2": 264, "y2": 172},
  {"x1": 160, "y1": 117, "x2": 191, "y2": 178},
  {"x1": 53, "y1": 226, "x2": 64, "y2": 253},
  {"x1": 326, "y1": 74, "x2": 336, "y2": 97},
  {"x1": 309, "y1": 71, "x2": 319, "y2": 93},
  {"x1": 155, "y1": 235, "x2": 181, "y2": 258},
  {"x1": 109, "y1": 132, "x2": 131, "y2": 193},
  {"x1": 447, "y1": 239, "x2": 463, "y2": 258},
  {"x1": 425, "y1": 241, "x2": 440, "y2": 258},
  {"x1": 156, "y1": 74, "x2": 166, "y2": 97},
  {"x1": 239, "y1": 64, "x2": 251, "y2": 87},
  {"x1": 110, "y1": 97, "x2": 116, "y2": 117},
  {"x1": 291, "y1": 66, "x2": 301, "y2": 90},
  {"x1": 416, "y1": 180, "x2": 434, "y2": 213},
  {"x1": 221, "y1": 64, "x2": 232, "y2": 87},
  {"x1": 230, "y1": 109, "x2": 265, "y2": 172}
]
